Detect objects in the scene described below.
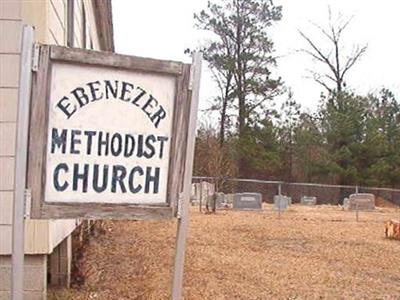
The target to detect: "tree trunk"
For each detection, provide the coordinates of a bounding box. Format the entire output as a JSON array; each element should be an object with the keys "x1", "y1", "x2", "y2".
[
  {"x1": 235, "y1": 0, "x2": 247, "y2": 177},
  {"x1": 219, "y1": 74, "x2": 232, "y2": 146},
  {"x1": 238, "y1": 95, "x2": 247, "y2": 177},
  {"x1": 220, "y1": 98, "x2": 227, "y2": 146}
]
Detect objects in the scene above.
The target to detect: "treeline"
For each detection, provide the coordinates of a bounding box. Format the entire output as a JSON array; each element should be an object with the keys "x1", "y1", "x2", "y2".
[
  {"x1": 194, "y1": 89, "x2": 400, "y2": 188},
  {"x1": 191, "y1": 0, "x2": 400, "y2": 188}
]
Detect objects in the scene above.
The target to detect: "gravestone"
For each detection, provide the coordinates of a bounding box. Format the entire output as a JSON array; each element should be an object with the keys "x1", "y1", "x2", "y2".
[
  {"x1": 225, "y1": 194, "x2": 235, "y2": 204},
  {"x1": 343, "y1": 197, "x2": 349, "y2": 208},
  {"x1": 215, "y1": 193, "x2": 224, "y2": 207},
  {"x1": 301, "y1": 196, "x2": 317, "y2": 205},
  {"x1": 273, "y1": 195, "x2": 291, "y2": 210},
  {"x1": 346, "y1": 193, "x2": 375, "y2": 210},
  {"x1": 233, "y1": 193, "x2": 262, "y2": 210},
  {"x1": 190, "y1": 183, "x2": 201, "y2": 206},
  {"x1": 215, "y1": 192, "x2": 230, "y2": 209}
]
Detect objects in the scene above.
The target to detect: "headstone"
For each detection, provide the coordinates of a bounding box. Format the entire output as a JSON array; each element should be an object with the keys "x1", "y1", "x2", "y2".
[
  {"x1": 347, "y1": 193, "x2": 375, "y2": 210},
  {"x1": 343, "y1": 197, "x2": 349, "y2": 209},
  {"x1": 233, "y1": 193, "x2": 262, "y2": 210},
  {"x1": 191, "y1": 184, "x2": 196, "y2": 198},
  {"x1": 274, "y1": 195, "x2": 289, "y2": 210},
  {"x1": 214, "y1": 192, "x2": 228, "y2": 208},
  {"x1": 190, "y1": 192, "x2": 197, "y2": 206},
  {"x1": 301, "y1": 196, "x2": 317, "y2": 205},
  {"x1": 201, "y1": 181, "x2": 208, "y2": 202},
  {"x1": 225, "y1": 194, "x2": 235, "y2": 204},
  {"x1": 274, "y1": 195, "x2": 292, "y2": 210},
  {"x1": 190, "y1": 183, "x2": 201, "y2": 206}
]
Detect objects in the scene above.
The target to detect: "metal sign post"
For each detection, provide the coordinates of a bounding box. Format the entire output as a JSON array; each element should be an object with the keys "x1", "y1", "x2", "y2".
[
  {"x1": 11, "y1": 25, "x2": 34, "y2": 300},
  {"x1": 172, "y1": 52, "x2": 202, "y2": 300}
]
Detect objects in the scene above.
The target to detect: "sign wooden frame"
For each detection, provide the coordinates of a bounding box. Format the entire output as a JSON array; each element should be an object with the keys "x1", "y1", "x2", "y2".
[{"x1": 27, "y1": 45, "x2": 193, "y2": 220}]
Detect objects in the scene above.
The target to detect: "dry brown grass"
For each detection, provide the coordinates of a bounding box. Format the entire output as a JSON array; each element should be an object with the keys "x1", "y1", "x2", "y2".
[{"x1": 49, "y1": 204, "x2": 400, "y2": 299}]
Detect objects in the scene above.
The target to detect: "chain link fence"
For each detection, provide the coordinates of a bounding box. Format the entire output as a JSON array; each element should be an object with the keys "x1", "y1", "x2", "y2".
[{"x1": 192, "y1": 176, "x2": 400, "y2": 207}]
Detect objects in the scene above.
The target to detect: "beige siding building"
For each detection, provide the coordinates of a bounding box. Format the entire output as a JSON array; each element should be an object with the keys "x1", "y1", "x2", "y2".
[{"x1": 0, "y1": 1, "x2": 113, "y2": 298}]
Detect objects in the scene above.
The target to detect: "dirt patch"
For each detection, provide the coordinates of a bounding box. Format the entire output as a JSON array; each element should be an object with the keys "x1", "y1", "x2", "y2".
[{"x1": 49, "y1": 204, "x2": 400, "y2": 299}]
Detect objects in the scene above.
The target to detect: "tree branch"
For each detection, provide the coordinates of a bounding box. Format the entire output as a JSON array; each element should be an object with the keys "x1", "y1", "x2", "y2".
[{"x1": 299, "y1": 30, "x2": 338, "y2": 78}]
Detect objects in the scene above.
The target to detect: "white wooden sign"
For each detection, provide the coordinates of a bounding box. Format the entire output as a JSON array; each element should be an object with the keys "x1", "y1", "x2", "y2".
[
  {"x1": 47, "y1": 63, "x2": 174, "y2": 204},
  {"x1": 28, "y1": 45, "x2": 194, "y2": 220}
]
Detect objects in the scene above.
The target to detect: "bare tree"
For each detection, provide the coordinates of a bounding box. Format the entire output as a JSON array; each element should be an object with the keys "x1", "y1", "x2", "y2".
[
  {"x1": 194, "y1": 124, "x2": 237, "y2": 181},
  {"x1": 299, "y1": 9, "x2": 367, "y2": 94}
]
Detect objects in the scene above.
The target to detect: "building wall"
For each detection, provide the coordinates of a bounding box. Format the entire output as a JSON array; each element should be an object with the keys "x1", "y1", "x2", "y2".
[
  {"x1": 0, "y1": 0, "x2": 23, "y2": 255},
  {"x1": 1, "y1": 1, "x2": 113, "y2": 298},
  {"x1": 0, "y1": 255, "x2": 47, "y2": 300},
  {"x1": 0, "y1": 0, "x2": 109, "y2": 256}
]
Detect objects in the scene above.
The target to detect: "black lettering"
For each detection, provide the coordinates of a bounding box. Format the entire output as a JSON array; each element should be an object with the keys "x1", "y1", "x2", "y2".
[
  {"x1": 71, "y1": 87, "x2": 90, "y2": 107},
  {"x1": 104, "y1": 80, "x2": 119, "y2": 99},
  {"x1": 51, "y1": 128, "x2": 68, "y2": 154},
  {"x1": 128, "y1": 166, "x2": 143, "y2": 193},
  {"x1": 157, "y1": 136, "x2": 169, "y2": 159},
  {"x1": 93, "y1": 164, "x2": 108, "y2": 193},
  {"x1": 150, "y1": 106, "x2": 167, "y2": 128},
  {"x1": 124, "y1": 134, "x2": 135, "y2": 157},
  {"x1": 145, "y1": 167, "x2": 160, "y2": 193},
  {"x1": 142, "y1": 94, "x2": 158, "y2": 117},
  {"x1": 111, "y1": 165, "x2": 127, "y2": 193},
  {"x1": 111, "y1": 133, "x2": 122, "y2": 156},
  {"x1": 56, "y1": 96, "x2": 77, "y2": 119},
  {"x1": 70, "y1": 129, "x2": 81, "y2": 154},
  {"x1": 98, "y1": 131, "x2": 109, "y2": 156},
  {"x1": 83, "y1": 131, "x2": 96, "y2": 155},
  {"x1": 53, "y1": 163, "x2": 69, "y2": 191},
  {"x1": 137, "y1": 134, "x2": 144, "y2": 157},
  {"x1": 72, "y1": 163, "x2": 89, "y2": 193},
  {"x1": 119, "y1": 81, "x2": 134, "y2": 102},
  {"x1": 144, "y1": 134, "x2": 156, "y2": 158},
  {"x1": 87, "y1": 81, "x2": 103, "y2": 101},
  {"x1": 131, "y1": 86, "x2": 146, "y2": 105}
]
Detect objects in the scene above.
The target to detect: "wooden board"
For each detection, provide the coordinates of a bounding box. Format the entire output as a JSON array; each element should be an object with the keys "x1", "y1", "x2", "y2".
[{"x1": 27, "y1": 45, "x2": 193, "y2": 220}]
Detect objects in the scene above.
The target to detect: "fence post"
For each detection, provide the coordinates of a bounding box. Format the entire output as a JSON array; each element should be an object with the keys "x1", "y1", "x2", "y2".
[
  {"x1": 199, "y1": 183, "x2": 202, "y2": 213},
  {"x1": 278, "y1": 183, "x2": 282, "y2": 218},
  {"x1": 212, "y1": 177, "x2": 217, "y2": 213},
  {"x1": 356, "y1": 202, "x2": 359, "y2": 222}
]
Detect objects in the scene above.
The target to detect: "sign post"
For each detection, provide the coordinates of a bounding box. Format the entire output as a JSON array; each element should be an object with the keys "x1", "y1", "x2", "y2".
[
  {"x1": 11, "y1": 25, "x2": 34, "y2": 300},
  {"x1": 172, "y1": 52, "x2": 202, "y2": 300}
]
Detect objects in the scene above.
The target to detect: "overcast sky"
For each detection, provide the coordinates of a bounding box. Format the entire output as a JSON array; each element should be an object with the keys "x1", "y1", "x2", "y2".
[{"x1": 112, "y1": 0, "x2": 400, "y2": 118}]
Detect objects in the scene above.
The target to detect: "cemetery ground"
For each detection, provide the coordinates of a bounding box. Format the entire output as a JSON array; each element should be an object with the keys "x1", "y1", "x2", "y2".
[{"x1": 49, "y1": 204, "x2": 400, "y2": 299}]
